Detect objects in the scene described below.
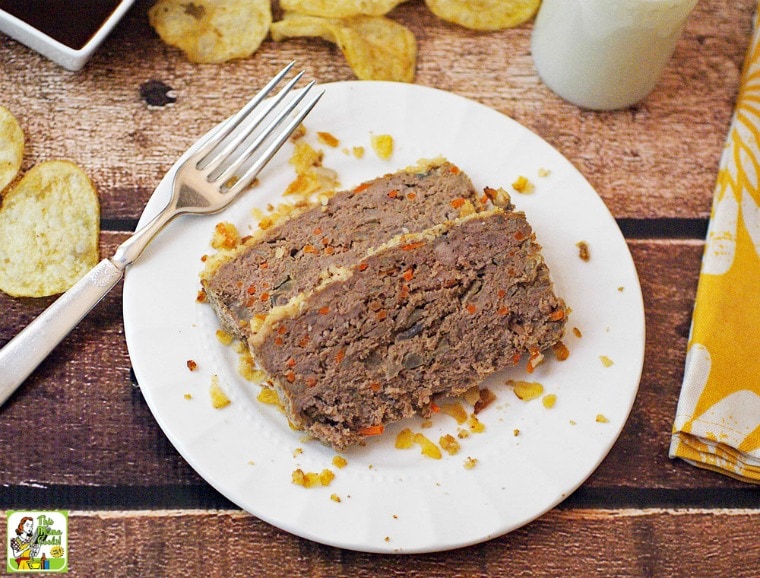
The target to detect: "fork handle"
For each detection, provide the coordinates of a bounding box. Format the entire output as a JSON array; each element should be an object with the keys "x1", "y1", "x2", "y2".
[{"x1": 0, "y1": 258, "x2": 124, "y2": 407}]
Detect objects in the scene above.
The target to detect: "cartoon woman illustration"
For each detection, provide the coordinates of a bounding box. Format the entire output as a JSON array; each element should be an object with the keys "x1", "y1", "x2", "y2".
[{"x1": 9, "y1": 516, "x2": 40, "y2": 570}]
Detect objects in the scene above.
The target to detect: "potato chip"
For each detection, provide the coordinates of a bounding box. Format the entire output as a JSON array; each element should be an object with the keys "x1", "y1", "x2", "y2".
[
  {"x1": 0, "y1": 160, "x2": 100, "y2": 297},
  {"x1": 280, "y1": 0, "x2": 407, "y2": 18},
  {"x1": 148, "y1": 0, "x2": 271, "y2": 63},
  {"x1": 0, "y1": 106, "x2": 24, "y2": 193},
  {"x1": 271, "y1": 13, "x2": 416, "y2": 82},
  {"x1": 424, "y1": 0, "x2": 539, "y2": 30}
]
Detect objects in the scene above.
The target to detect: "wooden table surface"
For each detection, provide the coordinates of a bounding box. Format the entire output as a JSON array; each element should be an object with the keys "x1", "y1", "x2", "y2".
[{"x1": 2, "y1": 0, "x2": 759, "y2": 575}]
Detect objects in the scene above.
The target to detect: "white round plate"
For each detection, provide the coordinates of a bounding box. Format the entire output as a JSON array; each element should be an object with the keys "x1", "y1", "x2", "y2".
[{"x1": 123, "y1": 81, "x2": 645, "y2": 553}]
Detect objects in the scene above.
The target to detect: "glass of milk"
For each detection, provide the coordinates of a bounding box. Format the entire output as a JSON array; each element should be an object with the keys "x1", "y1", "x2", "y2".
[{"x1": 531, "y1": 0, "x2": 699, "y2": 110}]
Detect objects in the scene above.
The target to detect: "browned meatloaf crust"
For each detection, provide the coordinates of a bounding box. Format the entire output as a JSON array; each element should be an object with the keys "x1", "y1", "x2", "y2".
[
  {"x1": 250, "y1": 208, "x2": 567, "y2": 451},
  {"x1": 201, "y1": 160, "x2": 486, "y2": 341}
]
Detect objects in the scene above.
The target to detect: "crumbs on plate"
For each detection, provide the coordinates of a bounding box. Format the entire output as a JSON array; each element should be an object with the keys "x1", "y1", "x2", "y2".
[
  {"x1": 209, "y1": 375, "x2": 231, "y2": 409},
  {"x1": 576, "y1": 240, "x2": 590, "y2": 261}
]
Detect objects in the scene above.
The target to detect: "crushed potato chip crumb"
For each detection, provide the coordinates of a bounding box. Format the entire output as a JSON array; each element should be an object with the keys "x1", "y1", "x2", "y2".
[
  {"x1": 291, "y1": 469, "x2": 315, "y2": 487},
  {"x1": 474, "y1": 388, "x2": 497, "y2": 414},
  {"x1": 257, "y1": 387, "x2": 282, "y2": 407},
  {"x1": 576, "y1": 241, "x2": 590, "y2": 261},
  {"x1": 209, "y1": 375, "x2": 231, "y2": 409},
  {"x1": 395, "y1": 427, "x2": 415, "y2": 449},
  {"x1": 542, "y1": 394, "x2": 557, "y2": 409},
  {"x1": 439, "y1": 434, "x2": 460, "y2": 455},
  {"x1": 440, "y1": 401, "x2": 468, "y2": 424},
  {"x1": 413, "y1": 433, "x2": 442, "y2": 459},
  {"x1": 370, "y1": 134, "x2": 394, "y2": 159},
  {"x1": 283, "y1": 139, "x2": 340, "y2": 201},
  {"x1": 509, "y1": 380, "x2": 544, "y2": 401},
  {"x1": 290, "y1": 140, "x2": 323, "y2": 173},
  {"x1": 317, "y1": 131, "x2": 340, "y2": 147},
  {"x1": 511, "y1": 175, "x2": 534, "y2": 193},
  {"x1": 184, "y1": 393, "x2": 192, "y2": 400},
  {"x1": 291, "y1": 468, "x2": 335, "y2": 488},
  {"x1": 462, "y1": 385, "x2": 481, "y2": 406},
  {"x1": 600, "y1": 355, "x2": 615, "y2": 368},
  {"x1": 596, "y1": 414, "x2": 610, "y2": 423},
  {"x1": 320, "y1": 469, "x2": 336, "y2": 485},
  {"x1": 186, "y1": 359, "x2": 198, "y2": 371},
  {"x1": 215, "y1": 329, "x2": 234, "y2": 346},
  {"x1": 332, "y1": 455, "x2": 348, "y2": 469},
  {"x1": 463, "y1": 457, "x2": 478, "y2": 470},
  {"x1": 238, "y1": 352, "x2": 264, "y2": 382},
  {"x1": 467, "y1": 414, "x2": 486, "y2": 433},
  {"x1": 330, "y1": 493, "x2": 342, "y2": 502},
  {"x1": 552, "y1": 341, "x2": 570, "y2": 361}
]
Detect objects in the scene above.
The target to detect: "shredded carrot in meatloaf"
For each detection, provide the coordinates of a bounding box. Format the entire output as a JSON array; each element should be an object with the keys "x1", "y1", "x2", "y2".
[
  {"x1": 549, "y1": 309, "x2": 566, "y2": 321},
  {"x1": 359, "y1": 424, "x2": 385, "y2": 436}
]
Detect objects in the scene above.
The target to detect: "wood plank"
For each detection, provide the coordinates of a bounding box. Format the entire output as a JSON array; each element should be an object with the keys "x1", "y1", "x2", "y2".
[
  {"x1": 589, "y1": 239, "x2": 709, "y2": 488},
  {"x1": 0, "y1": 232, "x2": 202, "y2": 486},
  {"x1": 0, "y1": 236, "x2": 749, "y2": 491},
  {"x1": 0, "y1": 0, "x2": 752, "y2": 221},
  {"x1": 1, "y1": 509, "x2": 757, "y2": 576}
]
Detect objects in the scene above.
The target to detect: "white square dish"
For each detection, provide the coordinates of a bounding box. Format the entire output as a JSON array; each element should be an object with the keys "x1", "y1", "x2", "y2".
[{"x1": 0, "y1": 0, "x2": 135, "y2": 71}]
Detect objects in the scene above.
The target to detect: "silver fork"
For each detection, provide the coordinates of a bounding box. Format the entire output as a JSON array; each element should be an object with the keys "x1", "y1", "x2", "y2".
[{"x1": 0, "y1": 62, "x2": 323, "y2": 407}]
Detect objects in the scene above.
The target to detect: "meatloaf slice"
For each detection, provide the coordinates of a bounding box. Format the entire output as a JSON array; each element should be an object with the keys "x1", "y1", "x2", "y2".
[
  {"x1": 201, "y1": 159, "x2": 489, "y2": 341},
  {"x1": 250, "y1": 208, "x2": 568, "y2": 451}
]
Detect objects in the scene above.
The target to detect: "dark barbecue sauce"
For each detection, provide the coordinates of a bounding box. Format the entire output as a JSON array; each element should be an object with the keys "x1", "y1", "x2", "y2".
[{"x1": 0, "y1": 1, "x2": 122, "y2": 50}]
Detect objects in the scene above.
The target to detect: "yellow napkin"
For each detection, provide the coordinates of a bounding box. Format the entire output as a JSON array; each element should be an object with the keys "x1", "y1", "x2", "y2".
[{"x1": 669, "y1": 7, "x2": 760, "y2": 483}]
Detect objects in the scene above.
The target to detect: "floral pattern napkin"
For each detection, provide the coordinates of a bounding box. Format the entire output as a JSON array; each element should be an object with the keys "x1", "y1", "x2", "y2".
[{"x1": 670, "y1": 6, "x2": 760, "y2": 483}]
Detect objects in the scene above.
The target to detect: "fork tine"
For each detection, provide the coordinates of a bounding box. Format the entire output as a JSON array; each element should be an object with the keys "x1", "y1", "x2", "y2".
[
  {"x1": 226, "y1": 87, "x2": 324, "y2": 198},
  {"x1": 193, "y1": 61, "x2": 296, "y2": 167},
  {"x1": 201, "y1": 70, "x2": 306, "y2": 176},
  {"x1": 214, "y1": 80, "x2": 320, "y2": 188}
]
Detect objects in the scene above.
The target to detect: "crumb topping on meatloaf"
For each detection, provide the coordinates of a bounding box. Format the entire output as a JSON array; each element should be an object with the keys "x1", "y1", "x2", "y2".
[
  {"x1": 201, "y1": 159, "x2": 487, "y2": 340},
  {"x1": 251, "y1": 208, "x2": 567, "y2": 451}
]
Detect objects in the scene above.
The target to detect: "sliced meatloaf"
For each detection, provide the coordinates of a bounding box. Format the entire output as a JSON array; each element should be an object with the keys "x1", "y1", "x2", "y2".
[
  {"x1": 201, "y1": 159, "x2": 489, "y2": 340},
  {"x1": 249, "y1": 208, "x2": 568, "y2": 451}
]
